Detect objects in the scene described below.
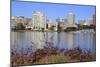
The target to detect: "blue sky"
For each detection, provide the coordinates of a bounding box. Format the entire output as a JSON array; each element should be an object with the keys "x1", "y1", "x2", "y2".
[{"x1": 12, "y1": 1, "x2": 96, "y2": 23}]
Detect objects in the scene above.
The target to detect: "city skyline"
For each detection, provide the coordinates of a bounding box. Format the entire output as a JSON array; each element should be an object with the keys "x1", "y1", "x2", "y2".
[{"x1": 12, "y1": 1, "x2": 96, "y2": 23}]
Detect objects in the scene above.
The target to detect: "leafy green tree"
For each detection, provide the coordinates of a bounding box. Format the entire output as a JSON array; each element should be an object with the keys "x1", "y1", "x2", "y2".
[{"x1": 16, "y1": 23, "x2": 25, "y2": 30}]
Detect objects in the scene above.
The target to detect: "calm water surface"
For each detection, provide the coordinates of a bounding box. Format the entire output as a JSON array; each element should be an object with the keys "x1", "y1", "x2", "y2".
[{"x1": 11, "y1": 29, "x2": 96, "y2": 53}]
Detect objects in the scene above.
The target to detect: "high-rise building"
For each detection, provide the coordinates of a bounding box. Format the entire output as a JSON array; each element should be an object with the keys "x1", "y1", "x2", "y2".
[
  {"x1": 25, "y1": 18, "x2": 33, "y2": 30},
  {"x1": 78, "y1": 19, "x2": 86, "y2": 25},
  {"x1": 47, "y1": 22, "x2": 52, "y2": 30},
  {"x1": 32, "y1": 11, "x2": 47, "y2": 31},
  {"x1": 56, "y1": 17, "x2": 66, "y2": 30},
  {"x1": 67, "y1": 13, "x2": 75, "y2": 27},
  {"x1": 93, "y1": 14, "x2": 96, "y2": 26}
]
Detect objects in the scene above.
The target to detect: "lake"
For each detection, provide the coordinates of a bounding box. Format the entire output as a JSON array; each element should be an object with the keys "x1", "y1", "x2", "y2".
[{"x1": 11, "y1": 29, "x2": 96, "y2": 53}]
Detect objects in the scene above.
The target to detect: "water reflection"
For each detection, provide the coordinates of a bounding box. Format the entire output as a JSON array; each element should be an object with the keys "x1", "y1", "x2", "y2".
[{"x1": 11, "y1": 29, "x2": 96, "y2": 52}]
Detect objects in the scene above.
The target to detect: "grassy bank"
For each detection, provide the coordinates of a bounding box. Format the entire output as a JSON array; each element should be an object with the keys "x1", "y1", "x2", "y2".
[{"x1": 11, "y1": 45, "x2": 96, "y2": 66}]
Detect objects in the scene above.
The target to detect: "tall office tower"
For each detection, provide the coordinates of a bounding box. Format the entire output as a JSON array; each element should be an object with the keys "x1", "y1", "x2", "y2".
[
  {"x1": 32, "y1": 11, "x2": 47, "y2": 31},
  {"x1": 93, "y1": 14, "x2": 96, "y2": 26},
  {"x1": 67, "y1": 13, "x2": 75, "y2": 27},
  {"x1": 25, "y1": 18, "x2": 33, "y2": 30},
  {"x1": 78, "y1": 19, "x2": 86, "y2": 25}
]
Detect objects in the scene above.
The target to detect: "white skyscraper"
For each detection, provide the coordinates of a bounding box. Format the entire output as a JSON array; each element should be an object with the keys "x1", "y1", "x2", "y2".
[
  {"x1": 32, "y1": 11, "x2": 47, "y2": 31},
  {"x1": 67, "y1": 13, "x2": 75, "y2": 27}
]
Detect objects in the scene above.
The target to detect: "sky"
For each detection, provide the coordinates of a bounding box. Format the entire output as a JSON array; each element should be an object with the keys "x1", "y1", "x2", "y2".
[{"x1": 12, "y1": 1, "x2": 96, "y2": 23}]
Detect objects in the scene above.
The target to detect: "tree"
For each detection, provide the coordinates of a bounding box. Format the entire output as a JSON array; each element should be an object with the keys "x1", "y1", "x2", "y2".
[
  {"x1": 64, "y1": 27, "x2": 78, "y2": 32},
  {"x1": 16, "y1": 23, "x2": 25, "y2": 30}
]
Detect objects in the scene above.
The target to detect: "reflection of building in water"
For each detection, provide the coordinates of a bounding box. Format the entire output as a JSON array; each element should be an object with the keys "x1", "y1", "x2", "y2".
[
  {"x1": 11, "y1": 32, "x2": 26, "y2": 49},
  {"x1": 55, "y1": 32, "x2": 74, "y2": 49},
  {"x1": 11, "y1": 32, "x2": 18, "y2": 48},
  {"x1": 32, "y1": 32, "x2": 46, "y2": 49},
  {"x1": 45, "y1": 32, "x2": 54, "y2": 47},
  {"x1": 66, "y1": 32, "x2": 74, "y2": 49},
  {"x1": 92, "y1": 33, "x2": 96, "y2": 52},
  {"x1": 57, "y1": 32, "x2": 61, "y2": 47},
  {"x1": 73, "y1": 30, "x2": 96, "y2": 52}
]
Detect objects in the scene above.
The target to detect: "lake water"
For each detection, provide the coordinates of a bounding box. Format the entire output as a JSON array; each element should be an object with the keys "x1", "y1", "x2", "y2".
[{"x1": 11, "y1": 29, "x2": 96, "y2": 53}]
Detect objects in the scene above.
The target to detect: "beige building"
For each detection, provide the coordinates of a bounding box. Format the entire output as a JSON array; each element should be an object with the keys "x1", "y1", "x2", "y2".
[
  {"x1": 11, "y1": 16, "x2": 25, "y2": 29},
  {"x1": 93, "y1": 14, "x2": 96, "y2": 26},
  {"x1": 67, "y1": 13, "x2": 75, "y2": 27}
]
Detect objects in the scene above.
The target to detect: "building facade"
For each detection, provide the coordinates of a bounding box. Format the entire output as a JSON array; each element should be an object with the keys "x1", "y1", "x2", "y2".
[
  {"x1": 25, "y1": 18, "x2": 33, "y2": 30},
  {"x1": 11, "y1": 16, "x2": 18, "y2": 29},
  {"x1": 93, "y1": 14, "x2": 96, "y2": 26},
  {"x1": 32, "y1": 11, "x2": 47, "y2": 31},
  {"x1": 56, "y1": 18, "x2": 66, "y2": 30},
  {"x1": 67, "y1": 13, "x2": 75, "y2": 27},
  {"x1": 78, "y1": 19, "x2": 86, "y2": 25},
  {"x1": 11, "y1": 16, "x2": 25, "y2": 29}
]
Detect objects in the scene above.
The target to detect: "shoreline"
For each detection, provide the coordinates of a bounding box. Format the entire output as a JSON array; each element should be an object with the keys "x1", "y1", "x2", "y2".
[
  {"x1": 11, "y1": 46, "x2": 96, "y2": 66},
  {"x1": 11, "y1": 29, "x2": 95, "y2": 32}
]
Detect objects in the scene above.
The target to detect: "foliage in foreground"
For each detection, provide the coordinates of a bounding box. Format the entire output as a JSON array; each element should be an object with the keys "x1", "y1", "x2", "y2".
[{"x1": 11, "y1": 44, "x2": 96, "y2": 66}]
